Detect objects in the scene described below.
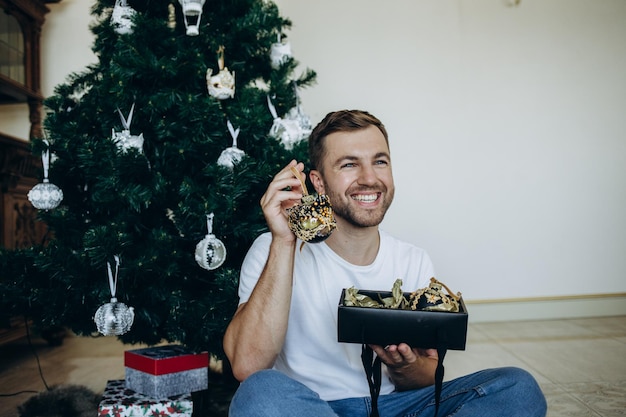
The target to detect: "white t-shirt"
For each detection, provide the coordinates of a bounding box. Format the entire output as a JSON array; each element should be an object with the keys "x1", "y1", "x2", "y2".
[{"x1": 238, "y1": 230, "x2": 435, "y2": 401}]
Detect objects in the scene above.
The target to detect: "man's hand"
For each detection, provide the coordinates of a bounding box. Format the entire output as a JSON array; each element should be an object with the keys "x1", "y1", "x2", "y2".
[
  {"x1": 370, "y1": 344, "x2": 439, "y2": 391},
  {"x1": 260, "y1": 160, "x2": 306, "y2": 242}
]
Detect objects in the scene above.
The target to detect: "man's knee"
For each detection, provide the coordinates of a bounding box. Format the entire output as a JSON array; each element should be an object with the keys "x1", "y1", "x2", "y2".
[
  {"x1": 230, "y1": 370, "x2": 337, "y2": 417},
  {"x1": 230, "y1": 370, "x2": 284, "y2": 416},
  {"x1": 231, "y1": 369, "x2": 288, "y2": 403},
  {"x1": 230, "y1": 370, "x2": 318, "y2": 415},
  {"x1": 240, "y1": 369, "x2": 288, "y2": 388},
  {"x1": 495, "y1": 367, "x2": 547, "y2": 415}
]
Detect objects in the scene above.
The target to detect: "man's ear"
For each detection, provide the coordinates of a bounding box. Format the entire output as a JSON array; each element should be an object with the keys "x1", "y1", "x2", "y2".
[{"x1": 309, "y1": 170, "x2": 325, "y2": 194}]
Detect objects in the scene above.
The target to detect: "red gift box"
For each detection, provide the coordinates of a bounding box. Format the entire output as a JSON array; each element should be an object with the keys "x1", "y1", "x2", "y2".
[
  {"x1": 124, "y1": 345, "x2": 209, "y2": 398},
  {"x1": 124, "y1": 345, "x2": 209, "y2": 375}
]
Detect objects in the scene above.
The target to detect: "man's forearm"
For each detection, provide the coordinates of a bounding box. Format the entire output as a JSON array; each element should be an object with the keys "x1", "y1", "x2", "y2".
[{"x1": 223, "y1": 238, "x2": 296, "y2": 381}]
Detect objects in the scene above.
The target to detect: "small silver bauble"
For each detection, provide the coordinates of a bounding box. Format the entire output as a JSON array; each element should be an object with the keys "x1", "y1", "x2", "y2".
[
  {"x1": 195, "y1": 233, "x2": 226, "y2": 270},
  {"x1": 94, "y1": 297, "x2": 135, "y2": 336}
]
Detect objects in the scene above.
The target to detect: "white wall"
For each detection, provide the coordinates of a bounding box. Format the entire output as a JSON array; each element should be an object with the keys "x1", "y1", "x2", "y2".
[
  {"x1": 0, "y1": 103, "x2": 29, "y2": 138},
  {"x1": 13, "y1": 1, "x2": 626, "y2": 304},
  {"x1": 273, "y1": 0, "x2": 626, "y2": 302},
  {"x1": 41, "y1": 0, "x2": 98, "y2": 96}
]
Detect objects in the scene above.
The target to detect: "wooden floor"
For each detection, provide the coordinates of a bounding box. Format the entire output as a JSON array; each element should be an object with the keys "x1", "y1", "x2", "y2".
[
  {"x1": 1, "y1": 316, "x2": 625, "y2": 416},
  {"x1": 0, "y1": 331, "x2": 234, "y2": 417}
]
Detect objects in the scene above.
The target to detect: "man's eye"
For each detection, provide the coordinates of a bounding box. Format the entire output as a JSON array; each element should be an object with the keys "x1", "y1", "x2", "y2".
[
  {"x1": 374, "y1": 160, "x2": 388, "y2": 166},
  {"x1": 341, "y1": 163, "x2": 356, "y2": 168}
]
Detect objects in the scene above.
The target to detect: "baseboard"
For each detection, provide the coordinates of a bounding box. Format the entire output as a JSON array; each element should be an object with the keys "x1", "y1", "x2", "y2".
[{"x1": 464, "y1": 293, "x2": 626, "y2": 323}]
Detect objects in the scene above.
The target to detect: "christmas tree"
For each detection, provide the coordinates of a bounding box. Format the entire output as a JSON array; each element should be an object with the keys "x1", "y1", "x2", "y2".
[{"x1": 1, "y1": 0, "x2": 315, "y2": 356}]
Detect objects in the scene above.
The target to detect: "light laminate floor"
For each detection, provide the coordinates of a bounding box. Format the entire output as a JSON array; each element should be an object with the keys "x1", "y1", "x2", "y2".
[{"x1": 1, "y1": 316, "x2": 625, "y2": 416}]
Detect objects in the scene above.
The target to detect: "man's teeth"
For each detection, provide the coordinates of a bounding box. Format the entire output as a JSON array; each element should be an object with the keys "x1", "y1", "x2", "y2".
[{"x1": 352, "y1": 194, "x2": 378, "y2": 202}]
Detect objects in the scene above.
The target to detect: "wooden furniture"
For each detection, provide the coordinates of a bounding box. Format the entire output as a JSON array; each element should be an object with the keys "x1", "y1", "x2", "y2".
[
  {"x1": 0, "y1": 132, "x2": 47, "y2": 249},
  {"x1": 0, "y1": 0, "x2": 58, "y2": 140},
  {"x1": 0, "y1": 133, "x2": 48, "y2": 346},
  {"x1": 1, "y1": 0, "x2": 59, "y2": 345}
]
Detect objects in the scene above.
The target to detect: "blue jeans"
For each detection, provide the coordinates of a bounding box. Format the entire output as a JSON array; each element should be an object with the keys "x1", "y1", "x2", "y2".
[{"x1": 229, "y1": 367, "x2": 547, "y2": 417}]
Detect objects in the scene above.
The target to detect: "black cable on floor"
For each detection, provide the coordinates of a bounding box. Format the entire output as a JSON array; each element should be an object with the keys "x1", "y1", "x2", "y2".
[
  {"x1": 24, "y1": 315, "x2": 50, "y2": 391},
  {"x1": 0, "y1": 390, "x2": 39, "y2": 397},
  {"x1": 0, "y1": 316, "x2": 51, "y2": 398}
]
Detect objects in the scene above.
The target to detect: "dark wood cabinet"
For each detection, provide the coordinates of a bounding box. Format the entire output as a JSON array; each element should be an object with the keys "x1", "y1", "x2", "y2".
[
  {"x1": 1, "y1": 0, "x2": 59, "y2": 344},
  {"x1": 0, "y1": 0, "x2": 57, "y2": 140},
  {"x1": 0, "y1": 132, "x2": 47, "y2": 250},
  {"x1": 0, "y1": 132, "x2": 48, "y2": 345},
  {"x1": 1, "y1": 0, "x2": 60, "y2": 246}
]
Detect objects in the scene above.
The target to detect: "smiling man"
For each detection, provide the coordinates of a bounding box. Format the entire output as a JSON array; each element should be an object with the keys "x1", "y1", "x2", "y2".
[{"x1": 223, "y1": 110, "x2": 546, "y2": 417}]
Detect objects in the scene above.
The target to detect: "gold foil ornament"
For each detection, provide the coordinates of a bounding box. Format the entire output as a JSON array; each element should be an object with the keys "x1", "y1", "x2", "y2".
[{"x1": 286, "y1": 167, "x2": 336, "y2": 243}]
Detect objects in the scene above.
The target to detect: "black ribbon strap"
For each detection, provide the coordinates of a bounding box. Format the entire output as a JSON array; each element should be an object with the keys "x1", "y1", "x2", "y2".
[
  {"x1": 360, "y1": 335, "x2": 448, "y2": 417},
  {"x1": 361, "y1": 344, "x2": 382, "y2": 417},
  {"x1": 433, "y1": 328, "x2": 448, "y2": 417},
  {"x1": 434, "y1": 346, "x2": 447, "y2": 417}
]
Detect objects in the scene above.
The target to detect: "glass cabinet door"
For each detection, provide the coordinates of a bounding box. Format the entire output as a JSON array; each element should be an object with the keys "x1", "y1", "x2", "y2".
[{"x1": 0, "y1": 12, "x2": 25, "y2": 85}]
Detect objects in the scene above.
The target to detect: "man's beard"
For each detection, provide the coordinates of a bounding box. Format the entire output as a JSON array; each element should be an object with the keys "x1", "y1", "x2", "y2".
[{"x1": 324, "y1": 184, "x2": 394, "y2": 228}]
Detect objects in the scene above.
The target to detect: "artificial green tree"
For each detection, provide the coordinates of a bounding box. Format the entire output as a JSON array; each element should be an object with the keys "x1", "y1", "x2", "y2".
[{"x1": 3, "y1": 0, "x2": 315, "y2": 356}]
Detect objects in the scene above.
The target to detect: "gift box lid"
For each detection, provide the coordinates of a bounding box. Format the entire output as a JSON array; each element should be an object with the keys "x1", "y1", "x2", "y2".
[
  {"x1": 337, "y1": 289, "x2": 468, "y2": 350},
  {"x1": 124, "y1": 344, "x2": 209, "y2": 376}
]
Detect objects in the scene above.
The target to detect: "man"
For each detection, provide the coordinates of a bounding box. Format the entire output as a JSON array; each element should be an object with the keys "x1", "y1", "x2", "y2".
[{"x1": 223, "y1": 110, "x2": 547, "y2": 416}]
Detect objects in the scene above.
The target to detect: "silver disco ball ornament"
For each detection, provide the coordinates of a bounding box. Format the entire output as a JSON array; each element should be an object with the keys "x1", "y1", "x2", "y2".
[
  {"x1": 195, "y1": 213, "x2": 226, "y2": 270},
  {"x1": 94, "y1": 298, "x2": 135, "y2": 336},
  {"x1": 28, "y1": 180, "x2": 63, "y2": 210},
  {"x1": 195, "y1": 233, "x2": 226, "y2": 270}
]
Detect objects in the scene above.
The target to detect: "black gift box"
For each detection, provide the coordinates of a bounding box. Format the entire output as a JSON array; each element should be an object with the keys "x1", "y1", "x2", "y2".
[{"x1": 337, "y1": 289, "x2": 468, "y2": 350}]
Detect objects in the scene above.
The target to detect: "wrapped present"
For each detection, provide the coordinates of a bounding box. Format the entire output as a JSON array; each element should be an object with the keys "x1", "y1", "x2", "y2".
[
  {"x1": 98, "y1": 379, "x2": 192, "y2": 417},
  {"x1": 125, "y1": 345, "x2": 208, "y2": 398}
]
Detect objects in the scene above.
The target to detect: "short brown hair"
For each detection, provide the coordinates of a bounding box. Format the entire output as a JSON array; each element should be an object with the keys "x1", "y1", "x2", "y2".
[{"x1": 308, "y1": 110, "x2": 389, "y2": 172}]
